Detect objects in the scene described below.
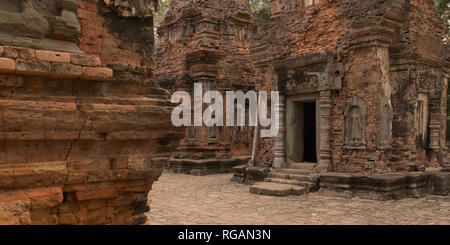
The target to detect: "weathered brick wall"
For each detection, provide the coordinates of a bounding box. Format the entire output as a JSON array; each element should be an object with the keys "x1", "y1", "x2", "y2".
[
  {"x1": 77, "y1": 0, "x2": 156, "y2": 66},
  {"x1": 0, "y1": 0, "x2": 184, "y2": 225},
  {"x1": 253, "y1": 0, "x2": 449, "y2": 173},
  {"x1": 252, "y1": 0, "x2": 345, "y2": 167}
]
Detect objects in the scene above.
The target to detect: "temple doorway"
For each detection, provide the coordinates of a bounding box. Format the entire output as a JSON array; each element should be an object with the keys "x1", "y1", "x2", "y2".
[
  {"x1": 286, "y1": 95, "x2": 319, "y2": 168},
  {"x1": 302, "y1": 102, "x2": 317, "y2": 163}
]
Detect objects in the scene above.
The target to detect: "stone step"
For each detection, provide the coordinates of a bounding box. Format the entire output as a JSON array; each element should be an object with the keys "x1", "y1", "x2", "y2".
[
  {"x1": 250, "y1": 182, "x2": 307, "y2": 197},
  {"x1": 290, "y1": 174, "x2": 319, "y2": 182},
  {"x1": 288, "y1": 162, "x2": 316, "y2": 171},
  {"x1": 268, "y1": 172, "x2": 290, "y2": 179},
  {"x1": 268, "y1": 172, "x2": 317, "y2": 182},
  {"x1": 265, "y1": 178, "x2": 316, "y2": 190},
  {"x1": 278, "y1": 168, "x2": 313, "y2": 175}
]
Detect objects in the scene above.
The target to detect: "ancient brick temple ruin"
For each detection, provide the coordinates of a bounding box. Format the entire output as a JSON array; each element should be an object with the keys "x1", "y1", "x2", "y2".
[
  {"x1": 0, "y1": 0, "x2": 449, "y2": 225},
  {"x1": 0, "y1": 0, "x2": 183, "y2": 224},
  {"x1": 155, "y1": 0, "x2": 450, "y2": 199},
  {"x1": 241, "y1": 0, "x2": 450, "y2": 200},
  {"x1": 155, "y1": 0, "x2": 450, "y2": 200},
  {"x1": 154, "y1": 0, "x2": 256, "y2": 175}
]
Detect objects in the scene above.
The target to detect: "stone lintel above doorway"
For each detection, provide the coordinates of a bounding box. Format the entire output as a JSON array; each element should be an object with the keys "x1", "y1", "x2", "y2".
[{"x1": 273, "y1": 51, "x2": 344, "y2": 95}]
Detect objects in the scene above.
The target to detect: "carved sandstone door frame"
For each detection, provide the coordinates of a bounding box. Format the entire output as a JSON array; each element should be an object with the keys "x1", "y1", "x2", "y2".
[
  {"x1": 285, "y1": 93, "x2": 320, "y2": 166},
  {"x1": 274, "y1": 88, "x2": 333, "y2": 172},
  {"x1": 272, "y1": 52, "x2": 342, "y2": 172}
]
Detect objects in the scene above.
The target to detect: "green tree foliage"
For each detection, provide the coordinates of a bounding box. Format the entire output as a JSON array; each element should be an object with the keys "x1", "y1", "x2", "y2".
[
  {"x1": 155, "y1": 0, "x2": 172, "y2": 30},
  {"x1": 154, "y1": 0, "x2": 172, "y2": 47},
  {"x1": 250, "y1": 0, "x2": 271, "y2": 25},
  {"x1": 435, "y1": 0, "x2": 449, "y2": 41}
]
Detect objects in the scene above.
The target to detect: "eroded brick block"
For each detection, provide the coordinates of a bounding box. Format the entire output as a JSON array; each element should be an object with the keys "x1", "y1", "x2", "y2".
[
  {"x1": 12, "y1": 162, "x2": 68, "y2": 188},
  {"x1": 0, "y1": 165, "x2": 15, "y2": 189},
  {"x1": 0, "y1": 57, "x2": 16, "y2": 74},
  {"x1": 29, "y1": 187, "x2": 64, "y2": 210},
  {"x1": 36, "y1": 50, "x2": 70, "y2": 63},
  {"x1": 70, "y1": 53, "x2": 101, "y2": 66},
  {"x1": 75, "y1": 187, "x2": 119, "y2": 201},
  {"x1": 81, "y1": 67, "x2": 113, "y2": 81},
  {"x1": 0, "y1": 74, "x2": 23, "y2": 87},
  {"x1": 50, "y1": 62, "x2": 82, "y2": 79},
  {"x1": 15, "y1": 59, "x2": 51, "y2": 76},
  {"x1": 68, "y1": 159, "x2": 112, "y2": 173},
  {"x1": 3, "y1": 46, "x2": 36, "y2": 59},
  {"x1": 58, "y1": 213, "x2": 78, "y2": 225}
]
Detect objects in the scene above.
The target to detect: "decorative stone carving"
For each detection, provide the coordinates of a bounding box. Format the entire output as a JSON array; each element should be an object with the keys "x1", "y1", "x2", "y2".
[
  {"x1": 303, "y1": 63, "x2": 344, "y2": 92},
  {"x1": 344, "y1": 96, "x2": 367, "y2": 149},
  {"x1": 0, "y1": 0, "x2": 50, "y2": 39},
  {"x1": 49, "y1": 0, "x2": 81, "y2": 41},
  {"x1": 379, "y1": 99, "x2": 393, "y2": 148},
  {"x1": 274, "y1": 52, "x2": 344, "y2": 95},
  {"x1": 0, "y1": 0, "x2": 81, "y2": 52},
  {"x1": 305, "y1": 71, "x2": 326, "y2": 90}
]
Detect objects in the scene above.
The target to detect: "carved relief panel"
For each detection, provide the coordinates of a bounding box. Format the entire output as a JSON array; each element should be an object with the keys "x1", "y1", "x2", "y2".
[
  {"x1": 344, "y1": 96, "x2": 367, "y2": 149},
  {"x1": 284, "y1": 70, "x2": 321, "y2": 93},
  {"x1": 279, "y1": 61, "x2": 344, "y2": 95},
  {"x1": 379, "y1": 99, "x2": 393, "y2": 148}
]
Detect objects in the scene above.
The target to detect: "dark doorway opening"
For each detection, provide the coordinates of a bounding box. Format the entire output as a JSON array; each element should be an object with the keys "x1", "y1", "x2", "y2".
[{"x1": 303, "y1": 102, "x2": 317, "y2": 163}]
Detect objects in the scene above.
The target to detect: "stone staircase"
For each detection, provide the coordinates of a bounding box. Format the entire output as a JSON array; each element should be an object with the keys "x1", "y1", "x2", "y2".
[{"x1": 250, "y1": 167, "x2": 320, "y2": 197}]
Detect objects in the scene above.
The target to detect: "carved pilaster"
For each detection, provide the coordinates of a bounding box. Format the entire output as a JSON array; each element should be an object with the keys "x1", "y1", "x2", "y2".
[
  {"x1": 316, "y1": 90, "x2": 332, "y2": 172},
  {"x1": 429, "y1": 99, "x2": 441, "y2": 163},
  {"x1": 273, "y1": 95, "x2": 287, "y2": 168}
]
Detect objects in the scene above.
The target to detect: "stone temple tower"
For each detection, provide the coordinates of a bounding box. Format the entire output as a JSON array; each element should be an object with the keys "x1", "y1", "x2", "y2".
[
  {"x1": 237, "y1": 0, "x2": 450, "y2": 199},
  {"x1": 154, "y1": 0, "x2": 258, "y2": 175}
]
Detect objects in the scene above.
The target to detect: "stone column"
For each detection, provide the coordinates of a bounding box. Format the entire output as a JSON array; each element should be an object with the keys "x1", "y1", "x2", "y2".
[
  {"x1": 273, "y1": 95, "x2": 287, "y2": 168},
  {"x1": 316, "y1": 90, "x2": 332, "y2": 172},
  {"x1": 429, "y1": 99, "x2": 441, "y2": 163},
  {"x1": 445, "y1": 73, "x2": 450, "y2": 143}
]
